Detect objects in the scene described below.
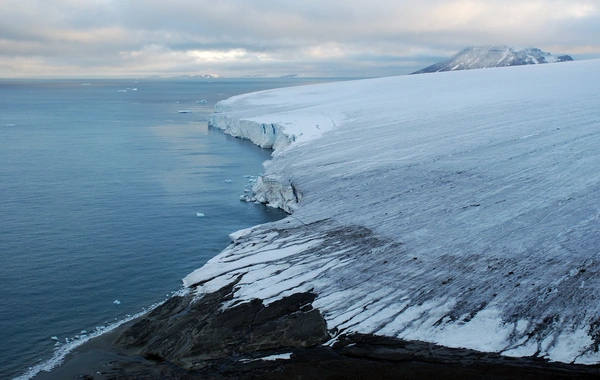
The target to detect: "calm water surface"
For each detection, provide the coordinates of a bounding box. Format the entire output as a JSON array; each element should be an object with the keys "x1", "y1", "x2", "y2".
[{"x1": 0, "y1": 78, "x2": 331, "y2": 379}]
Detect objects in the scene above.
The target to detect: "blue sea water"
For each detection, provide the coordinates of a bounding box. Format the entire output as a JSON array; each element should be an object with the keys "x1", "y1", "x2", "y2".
[{"x1": 0, "y1": 78, "x2": 328, "y2": 379}]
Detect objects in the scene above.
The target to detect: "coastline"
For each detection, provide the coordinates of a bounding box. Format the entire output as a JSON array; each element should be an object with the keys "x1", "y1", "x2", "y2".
[
  {"x1": 30, "y1": 60, "x2": 600, "y2": 377},
  {"x1": 31, "y1": 284, "x2": 600, "y2": 379}
]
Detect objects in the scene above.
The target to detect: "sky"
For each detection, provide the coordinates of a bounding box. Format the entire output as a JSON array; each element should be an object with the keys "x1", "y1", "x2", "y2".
[{"x1": 1, "y1": 0, "x2": 599, "y2": 78}]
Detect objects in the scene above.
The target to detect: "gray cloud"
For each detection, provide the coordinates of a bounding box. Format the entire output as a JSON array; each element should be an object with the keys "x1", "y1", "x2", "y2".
[{"x1": 0, "y1": 0, "x2": 598, "y2": 77}]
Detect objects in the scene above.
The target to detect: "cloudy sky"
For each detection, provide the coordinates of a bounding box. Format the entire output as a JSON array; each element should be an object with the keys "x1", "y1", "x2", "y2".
[{"x1": 1, "y1": 0, "x2": 599, "y2": 78}]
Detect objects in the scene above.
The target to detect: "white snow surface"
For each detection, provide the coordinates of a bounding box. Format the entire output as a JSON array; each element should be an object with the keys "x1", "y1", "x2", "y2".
[{"x1": 187, "y1": 60, "x2": 600, "y2": 364}]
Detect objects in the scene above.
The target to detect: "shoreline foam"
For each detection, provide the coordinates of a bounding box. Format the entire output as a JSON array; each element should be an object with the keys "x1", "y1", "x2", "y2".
[{"x1": 21, "y1": 291, "x2": 183, "y2": 380}]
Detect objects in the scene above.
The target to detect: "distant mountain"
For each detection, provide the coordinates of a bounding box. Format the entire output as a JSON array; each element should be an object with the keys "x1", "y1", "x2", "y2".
[
  {"x1": 172, "y1": 74, "x2": 218, "y2": 79},
  {"x1": 412, "y1": 46, "x2": 573, "y2": 74}
]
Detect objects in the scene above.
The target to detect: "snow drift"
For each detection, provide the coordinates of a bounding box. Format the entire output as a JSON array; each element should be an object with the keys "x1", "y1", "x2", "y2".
[{"x1": 192, "y1": 59, "x2": 600, "y2": 364}]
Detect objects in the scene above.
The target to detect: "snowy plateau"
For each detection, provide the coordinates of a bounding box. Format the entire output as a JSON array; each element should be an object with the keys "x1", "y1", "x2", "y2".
[
  {"x1": 413, "y1": 45, "x2": 573, "y2": 74},
  {"x1": 189, "y1": 59, "x2": 600, "y2": 364}
]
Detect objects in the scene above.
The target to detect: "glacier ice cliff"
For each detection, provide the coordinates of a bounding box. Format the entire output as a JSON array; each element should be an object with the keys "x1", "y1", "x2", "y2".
[{"x1": 192, "y1": 59, "x2": 600, "y2": 365}]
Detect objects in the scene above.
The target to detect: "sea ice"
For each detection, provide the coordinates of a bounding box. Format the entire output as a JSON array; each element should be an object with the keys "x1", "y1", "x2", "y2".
[
  {"x1": 113, "y1": 300, "x2": 121, "y2": 305},
  {"x1": 196, "y1": 213, "x2": 205, "y2": 217}
]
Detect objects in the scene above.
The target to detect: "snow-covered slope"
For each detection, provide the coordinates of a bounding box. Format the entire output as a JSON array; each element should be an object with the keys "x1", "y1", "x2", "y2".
[
  {"x1": 193, "y1": 60, "x2": 600, "y2": 364},
  {"x1": 413, "y1": 46, "x2": 573, "y2": 74}
]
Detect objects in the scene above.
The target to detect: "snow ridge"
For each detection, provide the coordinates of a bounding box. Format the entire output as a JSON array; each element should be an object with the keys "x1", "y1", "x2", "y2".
[{"x1": 200, "y1": 60, "x2": 600, "y2": 364}]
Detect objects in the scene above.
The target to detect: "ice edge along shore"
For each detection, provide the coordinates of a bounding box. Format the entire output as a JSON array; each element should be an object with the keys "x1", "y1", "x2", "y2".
[{"x1": 194, "y1": 60, "x2": 600, "y2": 365}]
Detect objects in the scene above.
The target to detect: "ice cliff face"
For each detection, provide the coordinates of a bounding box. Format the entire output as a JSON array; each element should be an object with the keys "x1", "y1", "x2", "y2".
[
  {"x1": 198, "y1": 59, "x2": 600, "y2": 364},
  {"x1": 413, "y1": 46, "x2": 573, "y2": 74}
]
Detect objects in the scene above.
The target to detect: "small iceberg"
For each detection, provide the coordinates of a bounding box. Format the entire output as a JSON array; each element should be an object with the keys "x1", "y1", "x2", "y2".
[
  {"x1": 131, "y1": 88, "x2": 137, "y2": 91},
  {"x1": 224, "y1": 179, "x2": 232, "y2": 183},
  {"x1": 81, "y1": 83, "x2": 91, "y2": 86},
  {"x1": 5, "y1": 124, "x2": 16, "y2": 127},
  {"x1": 118, "y1": 89, "x2": 127, "y2": 93},
  {"x1": 196, "y1": 212, "x2": 205, "y2": 217},
  {"x1": 51, "y1": 336, "x2": 58, "y2": 341},
  {"x1": 196, "y1": 99, "x2": 207, "y2": 104},
  {"x1": 113, "y1": 300, "x2": 121, "y2": 305},
  {"x1": 178, "y1": 110, "x2": 192, "y2": 113}
]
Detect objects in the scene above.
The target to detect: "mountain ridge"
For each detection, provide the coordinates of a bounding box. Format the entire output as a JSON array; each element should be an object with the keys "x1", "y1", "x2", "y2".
[{"x1": 413, "y1": 45, "x2": 573, "y2": 74}]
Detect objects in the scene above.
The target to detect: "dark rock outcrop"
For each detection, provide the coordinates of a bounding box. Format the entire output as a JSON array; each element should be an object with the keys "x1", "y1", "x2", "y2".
[
  {"x1": 35, "y1": 285, "x2": 600, "y2": 379},
  {"x1": 115, "y1": 280, "x2": 329, "y2": 371}
]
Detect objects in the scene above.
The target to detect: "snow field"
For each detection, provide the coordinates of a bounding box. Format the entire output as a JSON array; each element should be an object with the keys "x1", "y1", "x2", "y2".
[{"x1": 190, "y1": 60, "x2": 600, "y2": 363}]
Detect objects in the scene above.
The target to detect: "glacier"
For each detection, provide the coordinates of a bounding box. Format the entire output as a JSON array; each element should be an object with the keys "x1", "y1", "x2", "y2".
[{"x1": 190, "y1": 59, "x2": 600, "y2": 364}]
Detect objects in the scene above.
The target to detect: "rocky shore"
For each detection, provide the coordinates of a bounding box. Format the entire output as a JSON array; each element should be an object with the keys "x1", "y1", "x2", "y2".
[{"x1": 34, "y1": 281, "x2": 600, "y2": 379}]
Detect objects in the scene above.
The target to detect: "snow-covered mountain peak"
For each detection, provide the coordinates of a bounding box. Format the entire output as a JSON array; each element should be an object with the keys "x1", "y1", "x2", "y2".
[{"x1": 413, "y1": 45, "x2": 573, "y2": 74}]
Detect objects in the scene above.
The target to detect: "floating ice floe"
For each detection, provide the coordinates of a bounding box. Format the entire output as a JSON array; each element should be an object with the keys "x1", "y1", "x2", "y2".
[
  {"x1": 51, "y1": 336, "x2": 58, "y2": 341},
  {"x1": 196, "y1": 212, "x2": 205, "y2": 217},
  {"x1": 224, "y1": 179, "x2": 232, "y2": 183},
  {"x1": 118, "y1": 90, "x2": 127, "y2": 93},
  {"x1": 5, "y1": 124, "x2": 16, "y2": 127},
  {"x1": 113, "y1": 300, "x2": 121, "y2": 305},
  {"x1": 197, "y1": 99, "x2": 207, "y2": 103},
  {"x1": 178, "y1": 110, "x2": 192, "y2": 113},
  {"x1": 131, "y1": 88, "x2": 137, "y2": 91}
]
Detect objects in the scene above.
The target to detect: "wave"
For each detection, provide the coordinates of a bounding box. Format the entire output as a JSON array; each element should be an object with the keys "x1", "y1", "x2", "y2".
[{"x1": 13, "y1": 288, "x2": 189, "y2": 380}]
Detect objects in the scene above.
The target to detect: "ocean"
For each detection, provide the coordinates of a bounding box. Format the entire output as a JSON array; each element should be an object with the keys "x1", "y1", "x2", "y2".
[{"x1": 0, "y1": 77, "x2": 329, "y2": 379}]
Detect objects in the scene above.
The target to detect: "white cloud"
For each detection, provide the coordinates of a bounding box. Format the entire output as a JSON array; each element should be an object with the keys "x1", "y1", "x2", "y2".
[{"x1": 0, "y1": 0, "x2": 598, "y2": 77}]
